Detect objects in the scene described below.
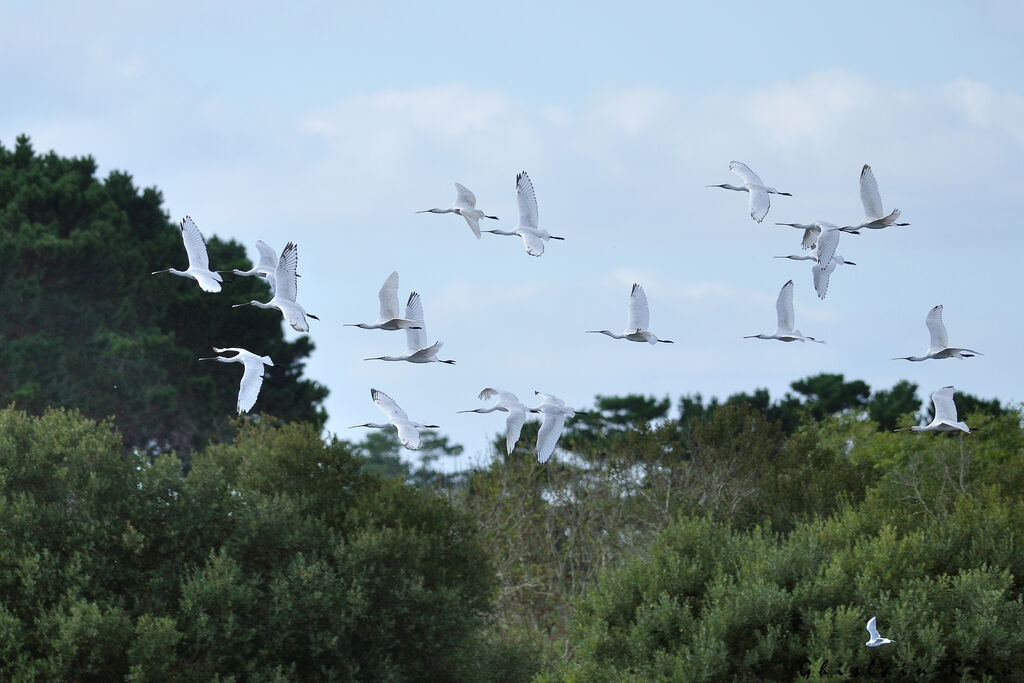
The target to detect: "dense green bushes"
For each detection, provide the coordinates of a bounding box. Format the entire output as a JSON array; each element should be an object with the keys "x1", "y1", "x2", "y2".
[{"x1": 0, "y1": 407, "x2": 498, "y2": 681}]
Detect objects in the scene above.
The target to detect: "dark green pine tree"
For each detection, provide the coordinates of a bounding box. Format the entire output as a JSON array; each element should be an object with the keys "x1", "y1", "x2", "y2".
[{"x1": 0, "y1": 135, "x2": 327, "y2": 455}]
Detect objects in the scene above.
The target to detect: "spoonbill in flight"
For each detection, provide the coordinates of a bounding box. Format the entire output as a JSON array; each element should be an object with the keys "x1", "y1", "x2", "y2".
[
  {"x1": 198, "y1": 347, "x2": 273, "y2": 415},
  {"x1": 775, "y1": 220, "x2": 860, "y2": 252},
  {"x1": 364, "y1": 291, "x2": 455, "y2": 364},
  {"x1": 151, "y1": 216, "x2": 223, "y2": 292},
  {"x1": 416, "y1": 183, "x2": 499, "y2": 239},
  {"x1": 350, "y1": 388, "x2": 440, "y2": 450},
  {"x1": 865, "y1": 617, "x2": 894, "y2": 647},
  {"x1": 232, "y1": 242, "x2": 319, "y2": 332},
  {"x1": 707, "y1": 161, "x2": 791, "y2": 223},
  {"x1": 344, "y1": 271, "x2": 422, "y2": 331},
  {"x1": 458, "y1": 388, "x2": 531, "y2": 455},
  {"x1": 848, "y1": 164, "x2": 910, "y2": 230},
  {"x1": 533, "y1": 391, "x2": 579, "y2": 463},
  {"x1": 892, "y1": 305, "x2": 981, "y2": 361},
  {"x1": 482, "y1": 171, "x2": 564, "y2": 256},
  {"x1": 222, "y1": 240, "x2": 282, "y2": 294},
  {"x1": 745, "y1": 280, "x2": 824, "y2": 343},
  {"x1": 897, "y1": 386, "x2": 970, "y2": 434},
  {"x1": 587, "y1": 283, "x2": 674, "y2": 344}
]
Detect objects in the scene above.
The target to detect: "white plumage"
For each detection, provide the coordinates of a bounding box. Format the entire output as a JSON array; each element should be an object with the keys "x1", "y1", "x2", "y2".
[
  {"x1": 587, "y1": 283, "x2": 674, "y2": 344},
  {"x1": 482, "y1": 171, "x2": 564, "y2": 256},
  {"x1": 351, "y1": 388, "x2": 440, "y2": 450},
  {"x1": 151, "y1": 216, "x2": 224, "y2": 293},
  {"x1": 198, "y1": 347, "x2": 274, "y2": 415},
  {"x1": 745, "y1": 280, "x2": 824, "y2": 344},
  {"x1": 458, "y1": 388, "x2": 530, "y2": 455}
]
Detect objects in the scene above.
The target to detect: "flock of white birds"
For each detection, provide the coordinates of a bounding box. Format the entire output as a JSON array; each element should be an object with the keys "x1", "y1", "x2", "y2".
[
  {"x1": 152, "y1": 161, "x2": 981, "y2": 462},
  {"x1": 150, "y1": 161, "x2": 988, "y2": 648}
]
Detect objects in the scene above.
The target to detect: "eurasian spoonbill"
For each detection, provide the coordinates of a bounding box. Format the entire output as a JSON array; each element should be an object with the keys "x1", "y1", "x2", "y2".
[
  {"x1": 198, "y1": 347, "x2": 273, "y2": 415},
  {"x1": 417, "y1": 182, "x2": 498, "y2": 239},
  {"x1": 865, "y1": 617, "x2": 894, "y2": 647},
  {"x1": 482, "y1": 171, "x2": 564, "y2": 256},
  {"x1": 344, "y1": 271, "x2": 422, "y2": 331},
  {"x1": 232, "y1": 242, "x2": 319, "y2": 332},
  {"x1": 707, "y1": 161, "x2": 791, "y2": 223},
  {"x1": 350, "y1": 388, "x2": 440, "y2": 450},
  {"x1": 587, "y1": 283, "x2": 674, "y2": 344},
  {"x1": 892, "y1": 305, "x2": 981, "y2": 361},
  {"x1": 744, "y1": 280, "x2": 824, "y2": 343},
  {"x1": 364, "y1": 291, "x2": 455, "y2": 364},
  {"x1": 151, "y1": 216, "x2": 223, "y2": 293},
  {"x1": 458, "y1": 388, "x2": 531, "y2": 455}
]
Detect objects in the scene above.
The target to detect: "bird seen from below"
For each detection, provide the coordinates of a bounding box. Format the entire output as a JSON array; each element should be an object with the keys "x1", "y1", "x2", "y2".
[
  {"x1": 416, "y1": 182, "x2": 499, "y2": 239},
  {"x1": 198, "y1": 347, "x2": 274, "y2": 415},
  {"x1": 708, "y1": 161, "x2": 791, "y2": 223},
  {"x1": 532, "y1": 391, "x2": 579, "y2": 463},
  {"x1": 865, "y1": 617, "x2": 894, "y2": 647},
  {"x1": 848, "y1": 164, "x2": 910, "y2": 230},
  {"x1": 350, "y1": 388, "x2": 440, "y2": 450},
  {"x1": 458, "y1": 387, "x2": 531, "y2": 455},
  {"x1": 897, "y1": 385, "x2": 970, "y2": 434}
]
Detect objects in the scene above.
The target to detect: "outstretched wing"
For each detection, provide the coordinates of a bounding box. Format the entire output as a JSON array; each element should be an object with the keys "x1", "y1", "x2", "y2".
[
  {"x1": 371, "y1": 388, "x2": 409, "y2": 421},
  {"x1": 627, "y1": 283, "x2": 651, "y2": 331},
  {"x1": 859, "y1": 164, "x2": 884, "y2": 220},
  {"x1": 505, "y1": 405, "x2": 527, "y2": 455},
  {"x1": 812, "y1": 260, "x2": 836, "y2": 300},
  {"x1": 925, "y1": 305, "x2": 948, "y2": 350},
  {"x1": 516, "y1": 171, "x2": 539, "y2": 229},
  {"x1": 814, "y1": 226, "x2": 842, "y2": 272},
  {"x1": 404, "y1": 292, "x2": 427, "y2": 351},
  {"x1": 275, "y1": 242, "x2": 299, "y2": 303},
  {"x1": 522, "y1": 231, "x2": 545, "y2": 256},
  {"x1": 378, "y1": 271, "x2": 402, "y2": 320},
  {"x1": 866, "y1": 617, "x2": 881, "y2": 640},
  {"x1": 536, "y1": 412, "x2": 567, "y2": 463},
  {"x1": 236, "y1": 355, "x2": 268, "y2": 414},
  {"x1": 931, "y1": 386, "x2": 959, "y2": 423},
  {"x1": 394, "y1": 421, "x2": 422, "y2": 450},
  {"x1": 253, "y1": 240, "x2": 278, "y2": 270},
  {"x1": 775, "y1": 280, "x2": 796, "y2": 333},
  {"x1": 729, "y1": 161, "x2": 764, "y2": 186},
  {"x1": 180, "y1": 216, "x2": 211, "y2": 271},
  {"x1": 454, "y1": 182, "x2": 477, "y2": 208},
  {"x1": 748, "y1": 188, "x2": 770, "y2": 222}
]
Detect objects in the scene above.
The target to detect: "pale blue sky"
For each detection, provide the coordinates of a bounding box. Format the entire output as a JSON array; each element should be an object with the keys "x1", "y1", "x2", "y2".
[{"x1": 3, "y1": 1, "x2": 1022, "y2": 470}]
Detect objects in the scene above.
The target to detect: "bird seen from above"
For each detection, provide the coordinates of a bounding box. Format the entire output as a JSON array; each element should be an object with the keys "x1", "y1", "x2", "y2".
[
  {"x1": 708, "y1": 161, "x2": 791, "y2": 223},
  {"x1": 482, "y1": 171, "x2": 564, "y2": 256},
  {"x1": 416, "y1": 182, "x2": 499, "y2": 239},
  {"x1": 198, "y1": 347, "x2": 274, "y2": 415},
  {"x1": 587, "y1": 283, "x2": 674, "y2": 344},
  {"x1": 892, "y1": 305, "x2": 981, "y2": 361},
  {"x1": 151, "y1": 215, "x2": 223, "y2": 293}
]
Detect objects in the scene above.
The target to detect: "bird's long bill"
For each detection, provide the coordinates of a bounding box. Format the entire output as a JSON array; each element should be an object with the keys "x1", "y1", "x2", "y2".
[
  {"x1": 197, "y1": 357, "x2": 217, "y2": 361},
  {"x1": 150, "y1": 269, "x2": 170, "y2": 274},
  {"x1": 363, "y1": 357, "x2": 384, "y2": 361},
  {"x1": 231, "y1": 303, "x2": 248, "y2": 308}
]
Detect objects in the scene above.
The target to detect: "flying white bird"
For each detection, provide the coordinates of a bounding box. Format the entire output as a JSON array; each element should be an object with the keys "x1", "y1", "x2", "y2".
[
  {"x1": 587, "y1": 283, "x2": 674, "y2": 344},
  {"x1": 482, "y1": 171, "x2": 564, "y2": 256},
  {"x1": 416, "y1": 182, "x2": 499, "y2": 239},
  {"x1": 893, "y1": 305, "x2": 981, "y2": 361},
  {"x1": 707, "y1": 161, "x2": 792, "y2": 223},
  {"x1": 897, "y1": 386, "x2": 970, "y2": 434},
  {"x1": 533, "y1": 391, "x2": 578, "y2": 463},
  {"x1": 745, "y1": 280, "x2": 824, "y2": 343},
  {"x1": 344, "y1": 271, "x2": 422, "y2": 331},
  {"x1": 865, "y1": 616, "x2": 894, "y2": 647},
  {"x1": 458, "y1": 387, "x2": 531, "y2": 455},
  {"x1": 775, "y1": 220, "x2": 860, "y2": 252},
  {"x1": 775, "y1": 239, "x2": 856, "y2": 301},
  {"x1": 223, "y1": 240, "x2": 281, "y2": 294},
  {"x1": 847, "y1": 164, "x2": 910, "y2": 230},
  {"x1": 350, "y1": 388, "x2": 440, "y2": 450},
  {"x1": 198, "y1": 347, "x2": 273, "y2": 415},
  {"x1": 232, "y1": 242, "x2": 319, "y2": 332},
  {"x1": 151, "y1": 216, "x2": 223, "y2": 292},
  {"x1": 364, "y1": 291, "x2": 455, "y2": 364}
]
